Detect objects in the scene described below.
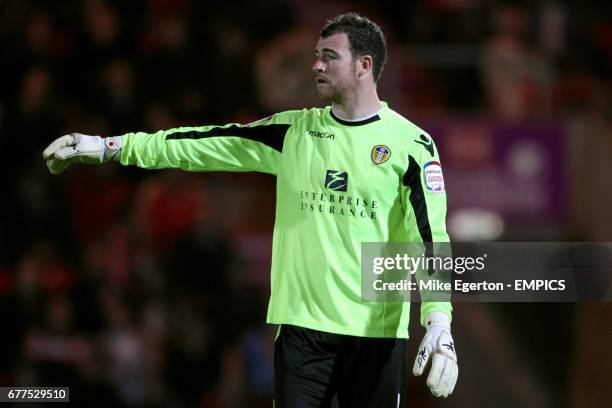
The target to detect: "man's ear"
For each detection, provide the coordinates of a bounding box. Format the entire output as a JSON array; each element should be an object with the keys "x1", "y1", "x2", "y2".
[{"x1": 357, "y1": 55, "x2": 373, "y2": 79}]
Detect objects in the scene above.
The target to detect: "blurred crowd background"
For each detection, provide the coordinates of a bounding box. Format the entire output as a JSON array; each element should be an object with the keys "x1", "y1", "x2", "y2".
[{"x1": 1, "y1": 0, "x2": 612, "y2": 407}]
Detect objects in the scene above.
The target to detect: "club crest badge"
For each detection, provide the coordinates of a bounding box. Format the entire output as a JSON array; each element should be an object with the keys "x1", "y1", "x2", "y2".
[{"x1": 371, "y1": 145, "x2": 391, "y2": 165}]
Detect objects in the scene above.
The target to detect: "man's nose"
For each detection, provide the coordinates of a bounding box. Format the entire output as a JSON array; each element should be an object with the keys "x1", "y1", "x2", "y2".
[{"x1": 312, "y1": 59, "x2": 325, "y2": 73}]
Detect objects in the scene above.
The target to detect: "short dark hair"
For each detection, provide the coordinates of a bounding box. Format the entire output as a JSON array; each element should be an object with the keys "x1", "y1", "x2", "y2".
[{"x1": 320, "y1": 12, "x2": 387, "y2": 83}]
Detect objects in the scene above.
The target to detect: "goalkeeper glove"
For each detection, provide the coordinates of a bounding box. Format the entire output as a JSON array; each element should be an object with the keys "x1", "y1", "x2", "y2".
[
  {"x1": 413, "y1": 311, "x2": 458, "y2": 398},
  {"x1": 42, "y1": 133, "x2": 123, "y2": 175}
]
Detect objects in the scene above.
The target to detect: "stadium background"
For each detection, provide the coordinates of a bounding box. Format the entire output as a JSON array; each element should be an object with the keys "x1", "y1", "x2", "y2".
[{"x1": 1, "y1": 0, "x2": 611, "y2": 406}]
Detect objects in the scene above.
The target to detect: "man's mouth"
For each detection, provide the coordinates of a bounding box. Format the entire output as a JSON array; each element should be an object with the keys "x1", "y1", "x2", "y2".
[{"x1": 316, "y1": 77, "x2": 328, "y2": 85}]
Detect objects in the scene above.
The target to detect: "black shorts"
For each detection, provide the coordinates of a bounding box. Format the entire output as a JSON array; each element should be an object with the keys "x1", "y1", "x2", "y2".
[{"x1": 274, "y1": 325, "x2": 407, "y2": 408}]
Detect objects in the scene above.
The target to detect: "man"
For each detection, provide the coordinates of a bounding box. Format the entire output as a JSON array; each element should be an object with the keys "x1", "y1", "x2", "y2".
[{"x1": 43, "y1": 13, "x2": 457, "y2": 407}]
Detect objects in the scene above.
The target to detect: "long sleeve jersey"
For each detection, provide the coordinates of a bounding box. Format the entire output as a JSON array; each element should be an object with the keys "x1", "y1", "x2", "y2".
[{"x1": 120, "y1": 102, "x2": 452, "y2": 338}]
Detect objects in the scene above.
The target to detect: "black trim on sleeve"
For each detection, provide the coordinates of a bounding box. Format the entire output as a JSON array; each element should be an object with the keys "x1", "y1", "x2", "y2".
[
  {"x1": 403, "y1": 155, "x2": 436, "y2": 275},
  {"x1": 329, "y1": 110, "x2": 380, "y2": 126},
  {"x1": 402, "y1": 155, "x2": 432, "y2": 243},
  {"x1": 165, "y1": 124, "x2": 291, "y2": 152}
]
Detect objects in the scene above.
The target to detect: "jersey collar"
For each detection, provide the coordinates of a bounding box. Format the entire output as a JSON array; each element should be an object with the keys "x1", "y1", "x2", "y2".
[{"x1": 329, "y1": 108, "x2": 381, "y2": 126}]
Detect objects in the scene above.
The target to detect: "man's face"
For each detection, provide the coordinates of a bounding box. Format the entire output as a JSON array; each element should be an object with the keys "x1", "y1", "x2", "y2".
[{"x1": 312, "y1": 33, "x2": 357, "y2": 103}]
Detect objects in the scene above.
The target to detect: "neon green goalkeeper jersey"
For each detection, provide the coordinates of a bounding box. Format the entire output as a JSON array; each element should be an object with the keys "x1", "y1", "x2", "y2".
[{"x1": 120, "y1": 102, "x2": 452, "y2": 338}]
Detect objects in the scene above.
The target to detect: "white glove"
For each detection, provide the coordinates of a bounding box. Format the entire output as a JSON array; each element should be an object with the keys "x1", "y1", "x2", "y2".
[
  {"x1": 42, "y1": 133, "x2": 123, "y2": 175},
  {"x1": 413, "y1": 312, "x2": 458, "y2": 398}
]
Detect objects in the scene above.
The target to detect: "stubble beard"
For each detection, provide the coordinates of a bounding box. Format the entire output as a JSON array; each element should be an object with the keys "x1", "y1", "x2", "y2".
[
  {"x1": 316, "y1": 75, "x2": 356, "y2": 105},
  {"x1": 317, "y1": 88, "x2": 342, "y2": 104}
]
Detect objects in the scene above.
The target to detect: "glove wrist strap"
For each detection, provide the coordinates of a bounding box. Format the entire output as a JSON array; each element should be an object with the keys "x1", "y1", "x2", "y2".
[
  {"x1": 425, "y1": 311, "x2": 451, "y2": 330},
  {"x1": 103, "y1": 136, "x2": 123, "y2": 162}
]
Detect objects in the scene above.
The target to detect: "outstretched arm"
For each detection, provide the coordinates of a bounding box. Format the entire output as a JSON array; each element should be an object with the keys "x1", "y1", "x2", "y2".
[{"x1": 43, "y1": 115, "x2": 291, "y2": 176}]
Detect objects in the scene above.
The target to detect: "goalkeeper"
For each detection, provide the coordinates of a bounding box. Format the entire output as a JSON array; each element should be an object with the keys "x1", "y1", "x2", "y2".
[{"x1": 43, "y1": 13, "x2": 457, "y2": 407}]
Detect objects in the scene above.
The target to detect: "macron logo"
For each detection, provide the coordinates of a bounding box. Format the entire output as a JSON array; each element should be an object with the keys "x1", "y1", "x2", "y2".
[{"x1": 308, "y1": 130, "x2": 335, "y2": 140}]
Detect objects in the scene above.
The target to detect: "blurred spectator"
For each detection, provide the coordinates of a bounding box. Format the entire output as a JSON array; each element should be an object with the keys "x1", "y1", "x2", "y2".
[
  {"x1": 480, "y1": 4, "x2": 553, "y2": 121},
  {"x1": 255, "y1": 26, "x2": 320, "y2": 111}
]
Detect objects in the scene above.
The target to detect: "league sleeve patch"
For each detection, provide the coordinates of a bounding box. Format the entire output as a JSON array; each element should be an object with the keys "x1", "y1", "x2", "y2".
[
  {"x1": 423, "y1": 161, "x2": 445, "y2": 193},
  {"x1": 247, "y1": 114, "x2": 275, "y2": 126}
]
